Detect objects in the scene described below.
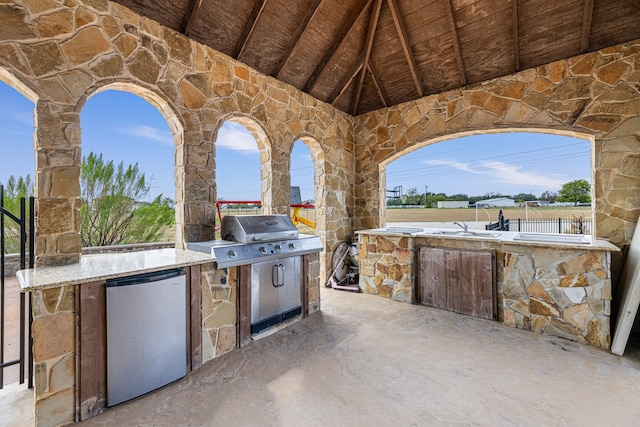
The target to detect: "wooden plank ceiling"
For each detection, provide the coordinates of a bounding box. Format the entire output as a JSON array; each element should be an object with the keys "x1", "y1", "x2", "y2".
[{"x1": 112, "y1": 0, "x2": 640, "y2": 116}]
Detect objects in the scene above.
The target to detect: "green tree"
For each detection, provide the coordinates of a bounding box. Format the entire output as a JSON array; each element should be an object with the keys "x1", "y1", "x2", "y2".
[
  {"x1": 0, "y1": 175, "x2": 33, "y2": 253},
  {"x1": 557, "y1": 179, "x2": 591, "y2": 205},
  {"x1": 540, "y1": 190, "x2": 557, "y2": 202},
  {"x1": 81, "y1": 152, "x2": 174, "y2": 246},
  {"x1": 514, "y1": 193, "x2": 537, "y2": 202}
]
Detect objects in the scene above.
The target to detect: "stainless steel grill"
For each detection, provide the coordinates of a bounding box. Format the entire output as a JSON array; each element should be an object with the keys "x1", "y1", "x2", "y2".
[
  {"x1": 187, "y1": 214, "x2": 323, "y2": 335},
  {"x1": 187, "y1": 214, "x2": 322, "y2": 268}
]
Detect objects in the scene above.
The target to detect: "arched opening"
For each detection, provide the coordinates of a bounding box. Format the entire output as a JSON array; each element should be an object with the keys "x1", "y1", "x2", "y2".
[
  {"x1": 290, "y1": 139, "x2": 317, "y2": 234},
  {"x1": 290, "y1": 136, "x2": 328, "y2": 284},
  {"x1": 80, "y1": 87, "x2": 180, "y2": 247},
  {"x1": 213, "y1": 118, "x2": 270, "y2": 228},
  {"x1": 382, "y1": 130, "x2": 594, "y2": 235}
]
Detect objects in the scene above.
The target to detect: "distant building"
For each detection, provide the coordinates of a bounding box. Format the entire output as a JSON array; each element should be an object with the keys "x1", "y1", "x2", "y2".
[
  {"x1": 477, "y1": 197, "x2": 515, "y2": 208},
  {"x1": 436, "y1": 201, "x2": 469, "y2": 209}
]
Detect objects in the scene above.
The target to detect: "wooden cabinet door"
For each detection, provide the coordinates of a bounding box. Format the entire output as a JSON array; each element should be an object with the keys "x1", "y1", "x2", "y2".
[
  {"x1": 418, "y1": 247, "x2": 447, "y2": 310},
  {"x1": 418, "y1": 247, "x2": 496, "y2": 321}
]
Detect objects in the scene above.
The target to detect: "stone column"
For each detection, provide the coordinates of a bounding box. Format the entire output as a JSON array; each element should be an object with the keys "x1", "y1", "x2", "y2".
[{"x1": 34, "y1": 101, "x2": 82, "y2": 266}]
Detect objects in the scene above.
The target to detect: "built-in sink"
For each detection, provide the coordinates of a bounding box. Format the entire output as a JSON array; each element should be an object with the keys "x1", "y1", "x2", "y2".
[
  {"x1": 382, "y1": 227, "x2": 424, "y2": 234},
  {"x1": 426, "y1": 230, "x2": 502, "y2": 239},
  {"x1": 513, "y1": 233, "x2": 590, "y2": 244}
]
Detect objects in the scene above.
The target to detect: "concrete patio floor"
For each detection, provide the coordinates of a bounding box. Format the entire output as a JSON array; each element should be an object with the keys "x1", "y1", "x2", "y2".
[{"x1": 74, "y1": 287, "x2": 640, "y2": 427}]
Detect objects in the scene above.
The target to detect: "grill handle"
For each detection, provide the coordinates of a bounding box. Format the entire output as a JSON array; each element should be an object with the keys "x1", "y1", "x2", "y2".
[{"x1": 252, "y1": 233, "x2": 297, "y2": 241}]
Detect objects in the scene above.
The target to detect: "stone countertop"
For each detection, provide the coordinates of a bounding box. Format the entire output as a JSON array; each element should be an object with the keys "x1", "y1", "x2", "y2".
[
  {"x1": 17, "y1": 248, "x2": 216, "y2": 292},
  {"x1": 356, "y1": 227, "x2": 620, "y2": 252}
]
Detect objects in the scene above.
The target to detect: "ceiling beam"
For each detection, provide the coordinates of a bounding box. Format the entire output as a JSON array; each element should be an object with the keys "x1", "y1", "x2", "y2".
[
  {"x1": 352, "y1": 0, "x2": 383, "y2": 115},
  {"x1": 512, "y1": 0, "x2": 520, "y2": 71},
  {"x1": 181, "y1": 0, "x2": 204, "y2": 36},
  {"x1": 331, "y1": 54, "x2": 365, "y2": 105},
  {"x1": 303, "y1": 0, "x2": 373, "y2": 93},
  {"x1": 274, "y1": 0, "x2": 325, "y2": 78},
  {"x1": 387, "y1": 0, "x2": 423, "y2": 97},
  {"x1": 367, "y1": 61, "x2": 389, "y2": 107},
  {"x1": 444, "y1": 0, "x2": 466, "y2": 86},
  {"x1": 580, "y1": 0, "x2": 594, "y2": 53},
  {"x1": 234, "y1": 0, "x2": 270, "y2": 60}
]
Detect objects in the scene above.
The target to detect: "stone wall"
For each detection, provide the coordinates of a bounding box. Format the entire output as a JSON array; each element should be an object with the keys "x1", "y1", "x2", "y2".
[
  {"x1": 353, "y1": 39, "x2": 640, "y2": 284},
  {"x1": 0, "y1": 0, "x2": 355, "y2": 274},
  {"x1": 201, "y1": 263, "x2": 237, "y2": 363},
  {"x1": 500, "y1": 246, "x2": 611, "y2": 348},
  {"x1": 31, "y1": 285, "x2": 76, "y2": 427},
  {"x1": 358, "y1": 233, "x2": 415, "y2": 303}
]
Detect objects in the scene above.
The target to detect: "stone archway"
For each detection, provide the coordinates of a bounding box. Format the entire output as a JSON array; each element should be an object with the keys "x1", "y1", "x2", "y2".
[
  {"x1": 76, "y1": 82, "x2": 186, "y2": 246},
  {"x1": 377, "y1": 128, "x2": 596, "y2": 232}
]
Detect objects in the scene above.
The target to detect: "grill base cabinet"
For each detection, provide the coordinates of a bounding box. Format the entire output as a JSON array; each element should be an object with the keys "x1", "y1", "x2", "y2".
[
  {"x1": 418, "y1": 247, "x2": 496, "y2": 321},
  {"x1": 251, "y1": 256, "x2": 302, "y2": 334},
  {"x1": 106, "y1": 268, "x2": 187, "y2": 407}
]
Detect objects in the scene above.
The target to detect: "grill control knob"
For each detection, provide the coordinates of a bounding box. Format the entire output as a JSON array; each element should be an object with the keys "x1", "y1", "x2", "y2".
[
  {"x1": 228, "y1": 249, "x2": 238, "y2": 259},
  {"x1": 274, "y1": 244, "x2": 282, "y2": 253},
  {"x1": 259, "y1": 246, "x2": 267, "y2": 254},
  {"x1": 288, "y1": 243, "x2": 296, "y2": 250}
]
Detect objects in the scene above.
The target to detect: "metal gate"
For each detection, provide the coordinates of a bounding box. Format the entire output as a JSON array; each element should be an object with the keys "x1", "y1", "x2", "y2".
[{"x1": 0, "y1": 184, "x2": 34, "y2": 389}]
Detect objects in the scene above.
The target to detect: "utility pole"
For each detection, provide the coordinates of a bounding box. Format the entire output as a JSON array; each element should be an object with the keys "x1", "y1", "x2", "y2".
[{"x1": 424, "y1": 185, "x2": 428, "y2": 207}]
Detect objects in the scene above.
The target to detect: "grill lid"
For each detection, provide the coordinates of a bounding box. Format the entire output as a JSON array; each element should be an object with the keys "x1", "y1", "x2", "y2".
[{"x1": 221, "y1": 214, "x2": 298, "y2": 243}]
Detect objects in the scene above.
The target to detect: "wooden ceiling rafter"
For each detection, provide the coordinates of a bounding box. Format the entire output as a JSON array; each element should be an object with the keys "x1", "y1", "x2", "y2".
[
  {"x1": 352, "y1": 0, "x2": 383, "y2": 115},
  {"x1": 367, "y1": 61, "x2": 389, "y2": 107},
  {"x1": 274, "y1": 0, "x2": 325, "y2": 79},
  {"x1": 181, "y1": 0, "x2": 203, "y2": 36},
  {"x1": 303, "y1": 0, "x2": 374, "y2": 93},
  {"x1": 512, "y1": 0, "x2": 520, "y2": 71},
  {"x1": 581, "y1": 0, "x2": 594, "y2": 53},
  {"x1": 444, "y1": 0, "x2": 466, "y2": 86},
  {"x1": 387, "y1": 0, "x2": 423, "y2": 97},
  {"x1": 331, "y1": 54, "x2": 365, "y2": 105},
  {"x1": 234, "y1": 0, "x2": 270, "y2": 60}
]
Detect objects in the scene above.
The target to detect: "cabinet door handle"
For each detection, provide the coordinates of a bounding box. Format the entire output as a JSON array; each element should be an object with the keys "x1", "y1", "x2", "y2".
[
  {"x1": 278, "y1": 264, "x2": 285, "y2": 287},
  {"x1": 272, "y1": 264, "x2": 279, "y2": 288}
]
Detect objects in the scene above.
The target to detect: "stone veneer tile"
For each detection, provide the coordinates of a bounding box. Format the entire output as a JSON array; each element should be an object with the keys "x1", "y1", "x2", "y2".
[
  {"x1": 36, "y1": 387, "x2": 75, "y2": 427},
  {"x1": 33, "y1": 312, "x2": 75, "y2": 362}
]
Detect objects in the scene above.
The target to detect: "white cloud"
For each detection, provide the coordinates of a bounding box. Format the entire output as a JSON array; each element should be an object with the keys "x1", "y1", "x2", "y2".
[
  {"x1": 119, "y1": 125, "x2": 173, "y2": 146},
  {"x1": 216, "y1": 122, "x2": 259, "y2": 153},
  {"x1": 424, "y1": 159, "x2": 483, "y2": 174},
  {"x1": 424, "y1": 159, "x2": 565, "y2": 190},
  {"x1": 479, "y1": 161, "x2": 565, "y2": 189}
]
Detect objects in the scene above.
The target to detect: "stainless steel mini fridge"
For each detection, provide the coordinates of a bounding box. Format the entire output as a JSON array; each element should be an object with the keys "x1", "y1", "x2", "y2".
[{"x1": 106, "y1": 268, "x2": 187, "y2": 407}]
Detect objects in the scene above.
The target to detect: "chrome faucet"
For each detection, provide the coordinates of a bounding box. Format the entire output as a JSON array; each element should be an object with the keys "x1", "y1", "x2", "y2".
[{"x1": 454, "y1": 220, "x2": 468, "y2": 233}]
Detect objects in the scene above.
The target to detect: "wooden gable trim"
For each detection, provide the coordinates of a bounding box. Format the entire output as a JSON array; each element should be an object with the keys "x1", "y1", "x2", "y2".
[
  {"x1": 274, "y1": 0, "x2": 325, "y2": 78},
  {"x1": 512, "y1": 0, "x2": 520, "y2": 72},
  {"x1": 181, "y1": 0, "x2": 203, "y2": 36},
  {"x1": 235, "y1": 0, "x2": 270, "y2": 60},
  {"x1": 304, "y1": 0, "x2": 373, "y2": 93},
  {"x1": 352, "y1": 0, "x2": 383, "y2": 115},
  {"x1": 387, "y1": 0, "x2": 423, "y2": 97},
  {"x1": 581, "y1": 0, "x2": 594, "y2": 53},
  {"x1": 445, "y1": 0, "x2": 466, "y2": 86}
]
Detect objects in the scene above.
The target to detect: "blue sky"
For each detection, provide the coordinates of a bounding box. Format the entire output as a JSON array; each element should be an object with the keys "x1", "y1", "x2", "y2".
[{"x1": 0, "y1": 81, "x2": 590, "y2": 202}]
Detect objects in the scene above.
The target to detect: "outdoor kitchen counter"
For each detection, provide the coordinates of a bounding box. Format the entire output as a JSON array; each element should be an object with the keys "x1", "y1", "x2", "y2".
[
  {"x1": 357, "y1": 227, "x2": 618, "y2": 350},
  {"x1": 16, "y1": 248, "x2": 215, "y2": 292},
  {"x1": 356, "y1": 227, "x2": 620, "y2": 252}
]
